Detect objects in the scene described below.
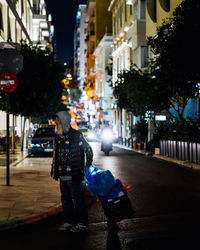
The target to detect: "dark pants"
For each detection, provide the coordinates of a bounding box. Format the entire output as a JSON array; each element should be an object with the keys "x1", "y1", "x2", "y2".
[{"x1": 59, "y1": 180, "x2": 88, "y2": 225}]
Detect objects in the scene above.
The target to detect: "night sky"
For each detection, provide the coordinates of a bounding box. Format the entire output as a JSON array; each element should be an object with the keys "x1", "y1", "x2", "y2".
[{"x1": 46, "y1": 0, "x2": 86, "y2": 65}]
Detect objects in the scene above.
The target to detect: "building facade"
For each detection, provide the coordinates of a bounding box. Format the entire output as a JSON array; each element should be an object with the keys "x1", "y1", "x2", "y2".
[
  {"x1": 85, "y1": 0, "x2": 112, "y2": 99},
  {"x1": 0, "y1": 0, "x2": 53, "y2": 139},
  {"x1": 74, "y1": 4, "x2": 87, "y2": 91},
  {"x1": 83, "y1": 0, "x2": 112, "y2": 124},
  {"x1": 108, "y1": 0, "x2": 148, "y2": 138},
  {"x1": 94, "y1": 34, "x2": 114, "y2": 126},
  {"x1": 32, "y1": 0, "x2": 54, "y2": 50}
]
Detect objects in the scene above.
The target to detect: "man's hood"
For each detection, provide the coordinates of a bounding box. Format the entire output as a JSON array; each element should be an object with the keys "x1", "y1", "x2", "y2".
[{"x1": 56, "y1": 111, "x2": 71, "y2": 134}]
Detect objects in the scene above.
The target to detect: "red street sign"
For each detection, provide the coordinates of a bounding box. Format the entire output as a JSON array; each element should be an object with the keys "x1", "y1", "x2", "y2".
[{"x1": 0, "y1": 72, "x2": 18, "y2": 93}]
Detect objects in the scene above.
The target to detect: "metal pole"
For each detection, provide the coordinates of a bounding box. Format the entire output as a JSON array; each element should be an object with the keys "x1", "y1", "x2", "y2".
[{"x1": 6, "y1": 94, "x2": 10, "y2": 186}]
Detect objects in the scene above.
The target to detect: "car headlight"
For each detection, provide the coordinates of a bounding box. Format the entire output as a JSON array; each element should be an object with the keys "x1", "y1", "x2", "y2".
[
  {"x1": 29, "y1": 143, "x2": 41, "y2": 148},
  {"x1": 88, "y1": 132, "x2": 95, "y2": 139}
]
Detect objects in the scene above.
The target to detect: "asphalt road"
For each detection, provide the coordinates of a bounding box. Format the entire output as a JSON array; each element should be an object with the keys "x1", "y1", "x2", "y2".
[
  {"x1": 1, "y1": 142, "x2": 200, "y2": 250},
  {"x1": 92, "y1": 143, "x2": 200, "y2": 218}
]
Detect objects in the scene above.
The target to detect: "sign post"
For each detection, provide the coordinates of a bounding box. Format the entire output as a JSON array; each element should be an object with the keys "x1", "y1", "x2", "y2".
[
  {"x1": 6, "y1": 95, "x2": 10, "y2": 186},
  {"x1": 0, "y1": 72, "x2": 18, "y2": 186},
  {"x1": 0, "y1": 43, "x2": 23, "y2": 186}
]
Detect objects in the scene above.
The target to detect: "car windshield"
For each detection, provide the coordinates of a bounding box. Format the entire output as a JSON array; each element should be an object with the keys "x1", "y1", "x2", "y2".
[{"x1": 33, "y1": 128, "x2": 55, "y2": 138}]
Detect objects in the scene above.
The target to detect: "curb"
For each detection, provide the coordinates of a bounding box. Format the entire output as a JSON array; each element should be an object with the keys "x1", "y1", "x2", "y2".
[
  {"x1": 0, "y1": 150, "x2": 28, "y2": 168},
  {"x1": 153, "y1": 154, "x2": 200, "y2": 171},
  {"x1": 0, "y1": 206, "x2": 62, "y2": 231},
  {"x1": 113, "y1": 143, "x2": 146, "y2": 155},
  {"x1": 10, "y1": 155, "x2": 28, "y2": 167}
]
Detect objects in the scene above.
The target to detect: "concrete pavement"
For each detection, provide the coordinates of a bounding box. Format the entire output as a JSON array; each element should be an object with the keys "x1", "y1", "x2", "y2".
[{"x1": 0, "y1": 148, "x2": 61, "y2": 231}]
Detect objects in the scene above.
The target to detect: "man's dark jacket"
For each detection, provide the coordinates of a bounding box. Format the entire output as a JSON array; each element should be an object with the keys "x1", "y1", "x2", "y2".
[{"x1": 51, "y1": 127, "x2": 93, "y2": 183}]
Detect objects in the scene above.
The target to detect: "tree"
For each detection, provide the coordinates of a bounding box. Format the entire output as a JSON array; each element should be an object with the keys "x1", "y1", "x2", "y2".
[
  {"x1": 113, "y1": 66, "x2": 167, "y2": 117},
  {"x1": 147, "y1": 0, "x2": 200, "y2": 119},
  {"x1": 0, "y1": 41, "x2": 66, "y2": 123}
]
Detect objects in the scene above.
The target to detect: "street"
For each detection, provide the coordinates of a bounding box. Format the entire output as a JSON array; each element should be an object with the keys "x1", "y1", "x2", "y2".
[
  {"x1": 1, "y1": 142, "x2": 200, "y2": 249},
  {"x1": 1, "y1": 1, "x2": 200, "y2": 249}
]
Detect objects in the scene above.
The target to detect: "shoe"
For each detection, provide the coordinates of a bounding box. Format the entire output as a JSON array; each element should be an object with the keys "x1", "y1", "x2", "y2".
[
  {"x1": 70, "y1": 223, "x2": 87, "y2": 233},
  {"x1": 57, "y1": 222, "x2": 73, "y2": 231}
]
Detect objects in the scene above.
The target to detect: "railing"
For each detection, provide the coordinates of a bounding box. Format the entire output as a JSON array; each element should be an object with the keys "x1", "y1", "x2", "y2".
[
  {"x1": 117, "y1": 137, "x2": 145, "y2": 150},
  {"x1": 160, "y1": 140, "x2": 200, "y2": 164},
  {"x1": 117, "y1": 138, "x2": 200, "y2": 165}
]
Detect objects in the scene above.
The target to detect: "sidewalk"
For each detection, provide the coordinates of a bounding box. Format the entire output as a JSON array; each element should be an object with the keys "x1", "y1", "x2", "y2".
[{"x1": 0, "y1": 148, "x2": 61, "y2": 231}]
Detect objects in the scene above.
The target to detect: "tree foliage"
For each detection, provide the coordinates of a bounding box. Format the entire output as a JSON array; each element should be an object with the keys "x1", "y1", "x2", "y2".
[
  {"x1": 147, "y1": 0, "x2": 200, "y2": 119},
  {"x1": 132, "y1": 118, "x2": 148, "y2": 142},
  {"x1": 113, "y1": 67, "x2": 168, "y2": 117},
  {"x1": 0, "y1": 41, "x2": 66, "y2": 123}
]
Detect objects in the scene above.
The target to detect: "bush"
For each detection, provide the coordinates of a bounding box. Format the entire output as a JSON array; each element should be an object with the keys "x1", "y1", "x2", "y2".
[
  {"x1": 132, "y1": 119, "x2": 148, "y2": 143},
  {"x1": 153, "y1": 118, "x2": 200, "y2": 143}
]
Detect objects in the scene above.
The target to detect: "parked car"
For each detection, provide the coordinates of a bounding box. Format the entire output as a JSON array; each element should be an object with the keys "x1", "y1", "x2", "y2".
[
  {"x1": 78, "y1": 127, "x2": 97, "y2": 142},
  {"x1": 28, "y1": 126, "x2": 55, "y2": 156},
  {"x1": 78, "y1": 127, "x2": 89, "y2": 137}
]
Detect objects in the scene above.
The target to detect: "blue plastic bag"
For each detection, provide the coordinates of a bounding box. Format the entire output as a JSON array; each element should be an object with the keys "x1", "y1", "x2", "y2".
[{"x1": 84, "y1": 165, "x2": 122, "y2": 200}]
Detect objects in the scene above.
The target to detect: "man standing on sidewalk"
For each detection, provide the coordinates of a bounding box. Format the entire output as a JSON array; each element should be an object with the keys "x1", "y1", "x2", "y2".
[{"x1": 51, "y1": 111, "x2": 93, "y2": 232}]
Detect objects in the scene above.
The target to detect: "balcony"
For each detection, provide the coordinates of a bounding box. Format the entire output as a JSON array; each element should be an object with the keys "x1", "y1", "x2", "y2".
[
  {"x1": 33, "y1": 14, "x2": 47, "y2": 21},
  {"x1": 40, "y1": 21, "x2": 48, "y2": 29}
]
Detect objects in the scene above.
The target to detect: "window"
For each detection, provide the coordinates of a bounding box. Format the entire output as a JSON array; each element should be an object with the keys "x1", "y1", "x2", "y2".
[
  {"x1": 113, "y1": 15, "x2": 116, "y2": 35},
  {"x1": 33, "y1": 0, "x2": 39, "y2": 14},
  {"x1": 134, "y1": 2, "x2": 138, "y2": 20},
  {"x1": 141, "y1": 46, "x2": 148, "y2": 68},
  {"x1": 159, "y1": 0, "x2": 170, "y2": 12},
  {"x1": 140, "y1": 0, "x2": 146, "y2": 19},
  {"x1": 147, "y1": 0, "x2": 157, "y2": 23},
  {"x1": 130, "y1": 4, "x2": 133, "y2": 16},
  {"x1": 120, "y1": 53, "x2": 124, "y2": 71},
  {"x1": 8, "y1": 17, "x2": 11, "y2": 40},
  {"x1": 0, "y1": 5, "x2": 3, "y2": 31},
  {"x1": 134, "y1": 48, "x2": 139, "y2": 66},
  {"x1": 117, "y1": 57, "x2": 120, "y2": 74},
  {"x1": 118, "y1": 9, "x2": 120, "y2": 32},
  {"x1": 21, "y1": 0, "x2": 24, "y2": 15},
  {"x1": 120, "y1": 5, "x2": 123, "y2": 28},
  {"x1": 125, "y1": 1, "x2": 127, "y2": 22}
]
